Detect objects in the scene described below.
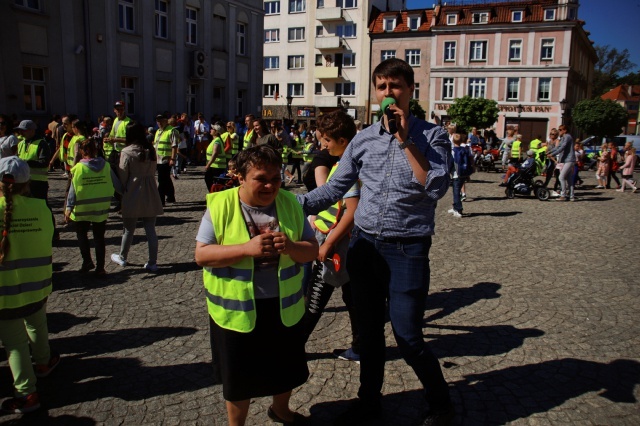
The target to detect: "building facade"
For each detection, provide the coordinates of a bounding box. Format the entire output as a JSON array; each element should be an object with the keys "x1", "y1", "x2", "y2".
[
  {"x1": 601, "y1": 84, "x2": 640, "y2": 135},
  {"x1": 1, "y1": 0, "x2": 264, "y2": 127}
]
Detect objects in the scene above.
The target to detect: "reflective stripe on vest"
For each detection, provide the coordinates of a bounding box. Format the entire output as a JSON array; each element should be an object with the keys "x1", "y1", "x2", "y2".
[
  {"x1": 67, "y1": 135, "x2": 86, "y2": 167},
  {"x1": 17, "y1": 139, "x2": 48, "y2": 182},
  {"x1": 511, "y1": 141, "x2": 522, "y2": 159},
  {"x1": 155, "y1": 126, "x2": 174, "y2": 158},
  {"x1": 314, "y1": 164, "x2": 343, "y2": 234},
  {"x1": 0, "y1": 195, "x2": 53, "y2": 310},
  {"x1": 59, "y1": 132, "x2": 73, "y2": 162},
  {"x1": 203, "y1": 187, "x2": 305, "y2": 332},
  {"x1": 69, "y1": 162, "x2": 114, "y2": 223},
  {"x1": 231, "y1": 134, "x2": 239, "y2": 155},
  {"x1": 281, "y1": 145, "x2": 289, "y2": 161},
  {"x1": 206, "y1": 137, "x2": 226, "y2": 169},
  {"x1": 243, "y1": 129, "x2": 254, "y2": 148},
  {"x1": 302, "y1": 143, "x2": 315, "y2": 162}
]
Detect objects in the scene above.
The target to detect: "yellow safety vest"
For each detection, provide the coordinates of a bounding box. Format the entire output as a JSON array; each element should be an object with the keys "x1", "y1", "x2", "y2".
[
  {"x1": 511, "y1": 140, "x2": 522, "y2": 159},
  {"x1": 0, "y1": 195, "x2": 53, "y2": 310},
  {"x1": 243, "y1": 129, "x2": 254, "y2": 150},
  {"x1": 154, "y1": 125, "x2": 174, "y2": 158},
  {"x1": 292, "y1": 137, "x2": 303, "y2": 159},
  {"x1": 105, "y1": 116, "x2": 131, "y2": 156},
  {"x1": 203, "y1": 188, "x2": 305, "y2": 333},
  {"x1": 314, "y1": 164, "x2": 344, "y2": 233},
  {"x1": 302, "y1": 143, "x2": 315, "y2": 163},
  {"x1": 17, "y1": 139, "x2": 48, "y2": 182},
  {"x1": 281, "y1": 145, "x2": 289, "y2": 162},
  {"x1": 529, "y1": 139, "x2": 542, "y2": 150},
  {"x1": 59, "y1": 132, "x2": 73, "y2": 163},
  {"x1": 67, "y1": 135, "x2": 86, "y2": 168},
  {"x1": 69, "y1": 162, "x2": 114, "y2": 223},
  {"x1": 206, "y1": 136, "x2": 226, "y2": 169}
]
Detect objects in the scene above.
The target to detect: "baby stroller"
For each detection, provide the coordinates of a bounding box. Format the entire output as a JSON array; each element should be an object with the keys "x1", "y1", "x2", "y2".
[
  {"x1": 505, "y1": 162, "x2": 550, "y2": 201},
  {"x1": 209, "y1": 175, "x2": 232, "y2": 193}
]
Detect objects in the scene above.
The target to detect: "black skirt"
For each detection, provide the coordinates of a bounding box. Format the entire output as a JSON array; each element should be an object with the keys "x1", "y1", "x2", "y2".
[{"x1": 209, "y1": 297, "x2": 309, "y2": 401}]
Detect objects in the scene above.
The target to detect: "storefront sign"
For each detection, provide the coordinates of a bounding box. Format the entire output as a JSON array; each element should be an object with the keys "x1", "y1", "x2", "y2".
[
  {"x1": 297, "y1": 107, "x2": 316, "y2": 118},
  {"x1": 262, "y1": 109, "x2": 274, "y2": 117}
]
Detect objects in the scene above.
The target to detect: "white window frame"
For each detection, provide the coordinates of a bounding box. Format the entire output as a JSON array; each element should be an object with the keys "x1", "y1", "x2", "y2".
[
  {"x1": 336, "y1": 82, "x2": 355, "y2": 96},
  {"x1": 288, "y1": 27, "x2": 305, "y2": 42},
  {"x1": 337, "y1": 23, "x2": 357, "y2": 38},
  {"x1": 289, "y1": 0, "x2": 305, "y2": 13},
  {"x1": 444, "y1": 41, "x2": 456, "y2": 62},
  {"x1": 264, "y1": 56, "x2": 280, "y2": 70},
  {"x1": 317, "y1": 0, "x2": 324, "y2": 8},
  {"x1": 316, "y1": 25, "x2": 323, "y2": 37},
  {"x1": 119, "y1": 0, "x2": 135, "y2": 32},
  {"x1": 236, "y1": 22, "x2": 246, "y2": 55},
  {"x1": 544, "y1": 8, "x2": 556, "y2": 21},
  {"x1": 342, "y1": 52, "x2": 356, "y2": 67},
  {"x1": 408, "y1": 15, "x2": 421, "y2": 30},
  {"x1": 23, "y1": 66, "x2": 46, "y2": 111},
  {"x1": 315, "y1": 83, "x2": 322, "y2": 95},
  {"x1": 469, "y1": 40, "x2": 487, "y2": 61},
  {"x1": 413, "y1": 82, "x2": 420, "y2": 100},
  {"x1": 15, "y1": 0, "x2": 40, "y2": 10},
  {"x1": 185, "y1": 7, "x2": 197, "y2": 45},
  {"x1": 288, "y1": 83, "x2": 304, "y2": 97},
  {"x1": 443, "y1": 78, "x2": 454, "y2": 100},
  {"x1": 120, "y1": 76, "x2": 136, "y2": 115},
  {"x1": 538, "y1": 77, "x2": 551, "y2": 101},
  {"x1": 446, "y1": 14, "x2": 457, "y2": 25},
  {"x1": 154, "y1": 0, "x2": 168, "y2": 39},
  {"x1": 315, "y1": 54, "x2": 323, "y2": 66},
  {"x1": 472, "y1": 12, "x2": 489, "y2": 24},
  {"x1": 512, "y1": 10, "x2": 523, "y2": 22},
  {"x1": 265, "y1": 1, "x2": 280, "y2": 15},
  {"x1": 468, "y1": 78, "x2": 486, "y2": 98},
  {"x1": 381, "y1": 50, "x2": 396, "y2": 61},
  {"x1": 288, "y1": 55, "x2": 304, "y2": 69},
  {"x1": 405, "y1": 49, "x2": 421, "y2": 67},
  {"x1": 264, "y1": 29, "x2": 280, "y2": 43},
  {"x1": 384, "y1": 17, "x2": 396, "y2": 32},
  {"x1": 263, "y1": 84, "x2": 279, "y2": 98},
  {"x1": 541, "y1": 38, "x2": 554, "y2": 61},
  {"x1": 338, "y1": 0, "x2": 357, "y2": 9},
  {"x1": 509, "y1": 39, "x2": 522, "y2": 61},
  {"x1": 506, "y1": 77, "x2": 520, "y2": 101}
]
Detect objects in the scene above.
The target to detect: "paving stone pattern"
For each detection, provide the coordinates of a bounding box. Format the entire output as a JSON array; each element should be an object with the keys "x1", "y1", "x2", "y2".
[{"x1": 1, "y1": 167, "x2": 639, "y2": 425}]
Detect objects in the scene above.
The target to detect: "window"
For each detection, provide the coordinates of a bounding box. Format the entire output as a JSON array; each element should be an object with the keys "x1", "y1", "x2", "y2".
[
  {"x1": 405, "y1": 49, "x2": 421, "y2": 66},
  {"x1": 468, "y1": 78, "x2": 486, "y2": 98},
  {"x1": 264, "y1": 56, "x2": 280, "y2": 70},
  {"x1": 237, "y1": 90, "x2": 244, "y2": 117},
  {"x1": 315, "y1": 83, "x2": 322, "y2": 95},
  {"x1": 541, "y1": 39, "x2": 554, "y2": 61},
  {"x1": 469, "y1": 41, "x2": 487, "y2": 61},
  {"x1": 288, "y1": 83, "x2": 304, "y2": 97},
  {"x1": 288, "y1": 55, "x2": 304, "y2": 69},
  {"x1": 288, "y1": 27, "x2": 305, "y2": 41},
  {"x1": 408, "y1": 16, "x2": 421, "y2": 30},
  {"x1": 186, "y1": 7, "x2": 197, "y2": 45},
  {"x1": 289, "y1": 0, "x2": 305, "y2": 13},
  {"x1": 213, "y1": 14, "x2": 226, "y2": 50},
  {"x1": 338, "y1": 0, "x2": 357, "y2": 8},
  {"x1": 14, "y1": 0, "x2": 40, "y2": 10},
  {"x1": 315, "y1": 54, "x2": 323, "y2": 66},
  {"x1": 154, "y1": 0, "x2": 168, "y2": 39},
  {"x1": 381, "y1": 50, "x2": 396, "y2": 61},
  {"x1": 538, "y1": 78, "x2": 551, "y2": 101},
  {"x1": 444, "y1": 41, "x2": 456, "y2": 61},
  {"x1": 336, "y1": 24, "x2": 357, "y2": 38},
  {"x1": 120, "y1": 77, "x2": 136, "y2": 115},
  {"x1": 568, "y1": 7, "x2": 576, "y2": 20},
  {"x1": 413, "y1": 82, "x2": 420, "y2": 100},
  {"x1": 442, "y1": 78, "x2": 454, "y2": 99},
  {"x1": 119, "y1": 0, "x2": 134, "y2": 32},
  {"x1": 264, "y1": 84, "x2": 279, "y2": 98},
  {"x1": 316, "y1": 25, "x2": 323, "y2": 37},
  {"x1": 512, "y1": 10, "x2": 523, "y2": 22},
  {"x1": 336, "y1": 82, "x2": 355, "y2": 96},
  {"x1": 509, "y1": 40, "x2": 522, "y2": 61},
  {"x1": 265, "y1": 1, "x2": 280, "y2": 15},
  {"x1": 343, "y1": 52, "x2": 356, "y2": 67},
  {"x1": 446, "y1": 14, "x2": 457, "y2": 25},
  {"x1": 384, "y1": 18, "x2": 396, "y2": 32},
  {"x1": 472, "y1": 12, "x2": 488, "y2": 24},
  {"x1": 265, "y1": 29, "x2": 280, "y2": 43},
  {"x1": 317, "y1": 0, "x2": 324, "y2": 8},
  {"x1": 236, "y1": 23, "x2": 246, "y2": 55},
  {"x1": 187, "y1": 83, "x2": 197, "y2": 116},
  {"x1": 544, "y1": 9, "x2": 556, "y2": 21},
  {"x1": 23, "y1": 66, "x2": 46, "y2": 111},
  {"x1": 506, "y1": 78, "x2": 519, "y2": 100}
]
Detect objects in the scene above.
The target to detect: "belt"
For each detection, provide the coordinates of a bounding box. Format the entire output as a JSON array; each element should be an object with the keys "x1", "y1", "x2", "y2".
[{"x1": 360, "y1": 229, "x2": 430, "y2": 245}]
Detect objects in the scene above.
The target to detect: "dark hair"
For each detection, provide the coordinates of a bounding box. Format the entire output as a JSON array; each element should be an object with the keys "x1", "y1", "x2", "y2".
[
  {"x1": 78, "y1": 138, "x2": 97, "y2": 158},
  {"x1": 317, "y1": 110, "x2": 357, "y2": 142},
  {"x1": 254, "y1": 119, "x2": 269, "y2": 134},
  {"x1": 72, "y1": 119, "x2": 89, "y2": 137},
  {"x1": 371, "y1": 58, "x2": 414, "y2": 87},
  {"x1": 125, "y1": 121, "x2": 156, "y2": 162},
  {"x1": 236, "y1": 145, "x2": 282, "y2": 177}
]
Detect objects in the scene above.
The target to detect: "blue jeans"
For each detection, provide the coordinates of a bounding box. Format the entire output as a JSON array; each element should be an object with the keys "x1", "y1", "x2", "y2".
[
  {"x1": 452, "y1": 178, "x2": 463, "y2": 213},
  {"x1": 346, "y1": 227, "x2": 450, "y2": 408}
]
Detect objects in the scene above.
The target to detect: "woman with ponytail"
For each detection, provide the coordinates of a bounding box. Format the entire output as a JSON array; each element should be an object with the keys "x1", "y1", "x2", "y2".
[{"x1": 0, "y1": 157, "x2": 59, "y2": 414}]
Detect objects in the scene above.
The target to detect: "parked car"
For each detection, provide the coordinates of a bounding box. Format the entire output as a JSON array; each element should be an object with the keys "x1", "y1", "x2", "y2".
[{"x1": 613, "y1": 135, "x2": 640, "y2": 166}]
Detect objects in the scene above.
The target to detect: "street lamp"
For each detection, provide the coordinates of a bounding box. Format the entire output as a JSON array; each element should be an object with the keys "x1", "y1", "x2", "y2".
[
  {"x1": 517, "y1": 104, "x2": 523, "y2": 131},
  {"x1": 559, "y1": 98, "x2": 568, "y2": 124},
  {"x1": 286, "y1": 95, "x2": 293, "y2": 120}
]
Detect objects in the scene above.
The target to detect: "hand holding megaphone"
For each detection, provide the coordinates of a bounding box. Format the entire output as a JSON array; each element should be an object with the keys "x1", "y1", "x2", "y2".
[{"x1": 381, "y1": 97, "x2": 398, "y2": 134}]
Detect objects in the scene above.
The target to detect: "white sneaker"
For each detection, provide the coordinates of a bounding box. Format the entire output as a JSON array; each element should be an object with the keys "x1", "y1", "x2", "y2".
[
  {"x1": 144, "y1": 263, "x2": 158, "y2": 272},
  {"x1": 447, "y1": 208, "x2": 456, "y2": 214},
  {"x1": 452, "y1": 210, "x2": 462, "y2": 218},
  {"x1": 111, "y1": 253, "x2": 127, "y2": 267},
  {"x1": 550, "y1": 190, "x2": 560, "y2": 197}
]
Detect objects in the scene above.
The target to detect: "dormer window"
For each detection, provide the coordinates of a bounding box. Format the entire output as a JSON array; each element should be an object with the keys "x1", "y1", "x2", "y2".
[
  {"x1": 384, "y1": 17, "x2": 396, "y2": 32},
  {"x1": 544, "y1": 8, "x2": 556, "y2": 21},
  {"x1": 512, "y1": 10, "x2": 523, "y2": 22},
  {"x1": 446, "y1": 13, "x2": 457, "y2": 25},
  {"x1": 472, "y1": 12, "x2": 488, "y2": 24},
  {"x1": 408, "y1": 15, "x2": 421, "y2": 30}
]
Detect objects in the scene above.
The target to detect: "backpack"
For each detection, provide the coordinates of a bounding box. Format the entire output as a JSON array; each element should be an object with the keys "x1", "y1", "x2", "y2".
[{"x1": 453, "y1": 146, "x2": 474, "y2": 177}]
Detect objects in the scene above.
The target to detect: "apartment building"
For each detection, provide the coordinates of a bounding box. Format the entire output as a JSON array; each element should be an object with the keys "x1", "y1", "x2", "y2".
[
  {"x1": 2, "y1": 0, "x2": 264, "y2": 127},
  {"x1": 261, "y1": 0, "x2": 403, "y2": 125},
  {"x1": 601, "y1": 84, "x2": 640, "y2": 135}
]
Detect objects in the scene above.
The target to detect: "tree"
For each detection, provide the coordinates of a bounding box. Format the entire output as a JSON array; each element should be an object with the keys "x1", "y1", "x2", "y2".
[
  {"x1": 445, "y1": 96, "x2": 499, "y2": 133},
  {"x1": 572, "y1": 98, "x2": 627, "y2": 138},
  {"x1": 375, "y1": 98, "x2": 426, "y2": 120},
  {"x1": 592, "y1": 45, "x2": 637, "y2": 97}
]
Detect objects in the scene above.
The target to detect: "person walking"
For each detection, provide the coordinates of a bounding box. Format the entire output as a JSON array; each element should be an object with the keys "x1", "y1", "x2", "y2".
[
  {"x1": 616, "y1": 144, "x2": 637, "y2": 192},
  {"x1": 154, "y1": 114, "x2": 178, "y2": 205},
  {"x1": 547, "y1": 124, "x2": 576, "y2": 201},
  {"x1": 297, "y1": 58, "x2": 455, "y2": 425},
  {"x1": 204, "y1": 123, "x2": 227, "y2": 192}
]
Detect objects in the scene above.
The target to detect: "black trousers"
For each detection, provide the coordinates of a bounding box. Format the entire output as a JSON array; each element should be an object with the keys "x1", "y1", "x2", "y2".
[
  {"x1": 76, "y1": 220, "x2": 106, "y2": 269},
  {"x1": 157, "y1": 163, "x2": 175, "y2": 203}
]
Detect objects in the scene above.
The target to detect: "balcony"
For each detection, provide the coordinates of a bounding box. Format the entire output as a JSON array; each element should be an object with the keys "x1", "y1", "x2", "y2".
[
  {"x1": 314, "y1": 66, "x2": 339, "y2": 79},
  {"x1": 315, "y1": 95, "x2": 342, "y2": 107},
  {"x1": 316, "y1": 7, "x2": 343, "y2": 21},
  {"x1": 315, "y1": 36, "x2": 341, "y2": 50}
]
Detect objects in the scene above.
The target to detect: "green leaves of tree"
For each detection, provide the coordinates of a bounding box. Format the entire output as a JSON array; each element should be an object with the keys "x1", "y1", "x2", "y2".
[
  {"x1": 446, "y1": 96, "x2": 499, "y2": 133},
  {"x1": 572, "y1": 98, "x2": 627, "y2": 138}
]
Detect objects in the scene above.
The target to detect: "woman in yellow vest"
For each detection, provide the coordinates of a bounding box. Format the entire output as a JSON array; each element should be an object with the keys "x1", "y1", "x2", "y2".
[
  {"x1": 195, "y1": 145, "x2": 318, "y2": 425},
  {"x1": 0, "y1": 157, "x2": 60, "y2": 414},
  {"x1": 204, "y1": 123, "x2": 227, "y2": 192},
  {"x1": 65, "y1": 139, "x2": 122, "y2": 275}
]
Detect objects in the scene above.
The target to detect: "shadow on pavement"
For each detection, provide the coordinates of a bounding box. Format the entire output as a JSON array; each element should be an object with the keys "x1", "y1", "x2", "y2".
[
  {"x1": 425, "y1": 282, "x2": 501, "y2": 323},
  {"x1": 0, "y1": 413, "x2": 97, "y2": 425},
  {"x1": 464, "y1": 211, "x2": 522, "y2": 217}
]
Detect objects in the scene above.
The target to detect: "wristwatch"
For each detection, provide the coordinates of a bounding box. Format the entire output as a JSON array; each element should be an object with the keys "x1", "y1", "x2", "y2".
[{"x1": 398, "y1": 137, "x2": 415, "y2": 149}]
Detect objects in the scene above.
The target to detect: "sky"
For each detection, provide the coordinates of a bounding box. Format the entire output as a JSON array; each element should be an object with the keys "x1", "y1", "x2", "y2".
[{"x1": 405, "y1": 0, "x2": 640, "y2": 73}]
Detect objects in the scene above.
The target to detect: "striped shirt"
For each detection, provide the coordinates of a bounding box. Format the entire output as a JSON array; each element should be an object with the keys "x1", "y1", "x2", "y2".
[{"x1": 297, "y1": 115, "x2": 451, "y2": 238}]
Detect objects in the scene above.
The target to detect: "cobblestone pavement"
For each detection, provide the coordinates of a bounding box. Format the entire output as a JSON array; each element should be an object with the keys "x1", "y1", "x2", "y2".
[{"x1": 1, "y1": 166, "x2": 639, "y2": 425}]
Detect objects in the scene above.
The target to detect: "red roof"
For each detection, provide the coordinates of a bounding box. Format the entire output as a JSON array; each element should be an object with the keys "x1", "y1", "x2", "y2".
[
  {"x1": 369, "y1": 9, "x2": 433, "y2": 34},
  {"x1": 434, "y1": 0, "x2": 563, "y2": 26},
  {"x1": 601, "y1": 85, "x2": 640, "y2": 102}
]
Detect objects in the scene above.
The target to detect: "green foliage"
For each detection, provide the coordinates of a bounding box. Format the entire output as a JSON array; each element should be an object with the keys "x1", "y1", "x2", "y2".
[
  {"x1": 572, "y1": 98, "x2": 627, "y2": 138},
  {"x1": 592, "y1": 45, "x2": 637, "y2": 97},
  {"x1": 446, "y1": 96, "x2": 499, "y2": 133},
  {"x1": 375, "y1": 98, "x2": 426, "y2": 120}
]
